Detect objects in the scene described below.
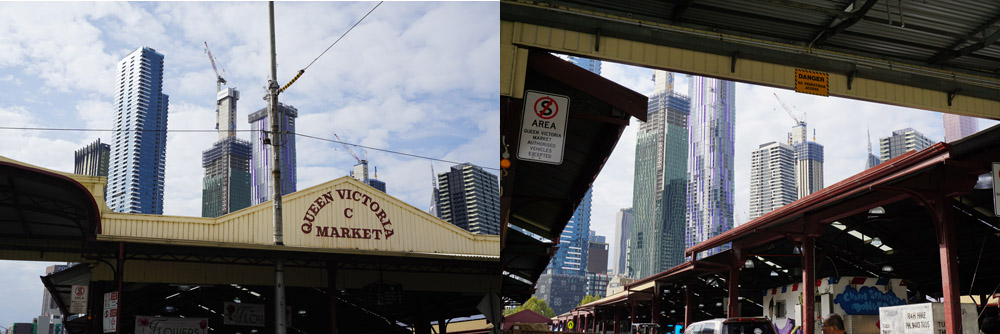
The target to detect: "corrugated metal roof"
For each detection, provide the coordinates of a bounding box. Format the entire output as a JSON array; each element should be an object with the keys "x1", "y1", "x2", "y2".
[{"x1": 528, "y1": 0, "x2": 1000, "y2": 77}]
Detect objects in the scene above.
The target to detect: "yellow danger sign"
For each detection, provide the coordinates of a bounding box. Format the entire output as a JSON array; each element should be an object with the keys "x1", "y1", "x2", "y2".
[{"x1": 795, "y1": 69, "x2": 829, "y2": 97}]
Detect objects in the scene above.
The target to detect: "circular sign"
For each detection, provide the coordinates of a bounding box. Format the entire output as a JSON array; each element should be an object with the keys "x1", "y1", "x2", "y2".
[
  {"x1": 534, "y1": 96, "x2": 558, "y2": 119},
  {"x1": 75, "y1": 286, "x2": 86, "y2": 296},
  {"x1": 567, "y1": 320, "x2": 575, "y2": 330}
]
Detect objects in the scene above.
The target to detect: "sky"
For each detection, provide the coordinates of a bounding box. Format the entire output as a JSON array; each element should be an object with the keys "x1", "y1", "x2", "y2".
[
  {"x1": 0, "y1": 1, "x2": 498, "y2": 327},
  {"x1": 586, "y1": 59, "x2": 999, "y2": 271}
]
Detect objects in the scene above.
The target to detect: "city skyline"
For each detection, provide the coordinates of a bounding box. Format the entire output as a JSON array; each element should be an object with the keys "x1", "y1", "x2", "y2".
[
  {"x1": 0, "y1": 1, "x2": 498, "y2": 326},
  {"x1": 585, "y1": 60, "x2": 998, "y2": 276}
]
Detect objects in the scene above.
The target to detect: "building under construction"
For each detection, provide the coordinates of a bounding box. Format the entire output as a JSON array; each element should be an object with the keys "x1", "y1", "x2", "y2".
[
  {"x1": 201, "y1": 86, "x2": 252, "y2": 217},
  {"x1": 202, "y1": 136, "x2": 252, "y2": 217}
]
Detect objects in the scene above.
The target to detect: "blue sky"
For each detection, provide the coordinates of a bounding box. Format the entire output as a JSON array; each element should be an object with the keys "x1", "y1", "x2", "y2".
[
  {"x1": 0, "y1": 1, "x2": 498, "y2": 326},
  {"x1": 587, "y1": 60, "x2": 999, "y2": 270}
]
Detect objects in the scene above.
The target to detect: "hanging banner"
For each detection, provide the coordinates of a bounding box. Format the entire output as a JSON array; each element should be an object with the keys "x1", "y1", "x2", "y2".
[
  {"x1": 135, "y1": 316, "x2": 208, "y2": 334},
  {"x1": 223, "y1": 302, "x2": 265, "y2": 327}
]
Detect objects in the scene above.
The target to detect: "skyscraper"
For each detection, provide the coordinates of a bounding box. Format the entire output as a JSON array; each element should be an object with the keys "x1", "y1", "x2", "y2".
[
  {"x1": 75, "y1": 139, "x2": 110, "y2": 177},
  {"x1": 545, "y1": 188, "x2": 592, "y2": 275},
  {"x1": 879, "y1": 127, "x2": 934, "y2": 161},
  {"x1": 567, "y1": 56, "x2": 601, "y2": 75},
  {"x1": 436, "y1": 163, "x2": 500, "y2": 235},
  {"x1": 249, "y1": 103, "x2": 298, "y2": 205},
  {"x1": 685, "y1": 76, "x2": 735, "y2": 257},
  {"x1": 630, "y1": 70, "x2": 690, "y2": 279},
  {"x1": 749, "y1": 142, "x2": 796, "y2": 220},
  {"x1": 943, "y1": 114, "x2": 978, "y2": 143},
  {"x1": 612, "y1": 208, "x2": 632, "y2": 276},
  {"x1": 350, "y1": 160, "x2": 387, "y2": 193},
  {"x1": 201, "y1": 88, "x2": 252, "y2": 218},
  {"x1": 107, "y1": 47, "x2": 169, "y2": 214},
  {"x1": 865, "y1": 127, "x2": 882, "y2": 170},
  {"x1": 788, "y1": 123, "x2": 824, "y2": 198},
  {"x1": 201, "y1": 138, "x2": 252, "y2": 217}
]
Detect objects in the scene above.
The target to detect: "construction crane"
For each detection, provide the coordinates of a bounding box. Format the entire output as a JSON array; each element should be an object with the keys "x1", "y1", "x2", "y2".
[
  {"x1": 204, "y1": 41, "x2": 227, "y2": 92},
  {"x1": 773, "y1": 93, "x2": 805, "y2": 126},
  {"x1": 333, "y1": 133, "x2": 362, "y2": 164}
]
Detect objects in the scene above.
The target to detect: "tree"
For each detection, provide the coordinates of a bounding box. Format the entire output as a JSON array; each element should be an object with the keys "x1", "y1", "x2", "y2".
[
  {"x1": 578, "y1": 294, "x2": 602, "y2": 306},
  {"x1": 504, "y1": 296, "x2": 556, "y2": 318}
]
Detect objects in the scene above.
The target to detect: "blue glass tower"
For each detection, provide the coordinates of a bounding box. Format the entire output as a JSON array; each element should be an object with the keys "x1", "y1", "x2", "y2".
[
  {"x1": 547, "y1": 188, "x2": 593, "y2": 275},
  {"x1": 685, "y1": 76, "x2": 735, "y2": 257},
  {"x1": 107, "y1": 47, "x2": 169, "y2": 214}
]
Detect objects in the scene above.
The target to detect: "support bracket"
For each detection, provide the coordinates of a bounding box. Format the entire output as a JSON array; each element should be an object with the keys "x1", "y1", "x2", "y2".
[
  {"x1": 596, "y1": 28, "x2": 602, "y2": 52},
  {"x1": 948, "y1": 89, "x2": 961, "y2": 106},
  {"x1": 848, "y1": 69, "x2": 858, "y2": 90},
  {"x1": 731, "y1": 51, "x2": 739, "y2": 73}
]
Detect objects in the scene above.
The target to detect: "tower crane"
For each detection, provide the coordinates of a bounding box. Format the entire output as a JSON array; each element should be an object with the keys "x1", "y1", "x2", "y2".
[
  {"x1": 773, "y1": 93, "x2": 805, "y2": 126},
  {"x1": 204, "y1": 41, "x2": 227, "y2": 92},
  {"x1": 333, "y1": 133, "x2": 363, "y2": 164}
]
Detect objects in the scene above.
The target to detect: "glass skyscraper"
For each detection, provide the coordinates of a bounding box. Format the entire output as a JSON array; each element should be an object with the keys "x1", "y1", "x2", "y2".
[
  {"x1": 249, "y1": 103, "x2": 298, "y2": 205},
  {"x1": 943, "y1": 114, "x2": 978, "y2": 143},
  {"x1": 630, "y1": 70, "x2": 690, "y2": 279},
  {"x1": 788, "y1": 123, "x2": 824, "y2": 198},
  {"x1": 567, "y1": 56, "x2": 601, "y2": 75},
  {"x1": 612, "y1": 207, "x2": 631, "y2": 276},
  {"x1": 685, "y1": 76, "x2": 735, "y2": 257},
  {"x1": 546, "y1": 188, "x2": 592, "y2": 275},
  {"x1": 202, "y1": 88, "x2": 252, "y2": 217},
  {"x1": 107, "y1": 47, "x2": 169, "y2": 214}
]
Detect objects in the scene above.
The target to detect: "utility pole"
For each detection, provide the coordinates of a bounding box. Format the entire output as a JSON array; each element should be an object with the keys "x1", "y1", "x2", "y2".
[{"x1": 268, "y1": 2, "x2": 286, "y2": 334}]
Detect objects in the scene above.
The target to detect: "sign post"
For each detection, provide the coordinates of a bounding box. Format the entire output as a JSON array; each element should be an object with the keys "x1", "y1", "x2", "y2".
[{"x1": 517, "y1": 90, "x2": 570, "y2": 165}]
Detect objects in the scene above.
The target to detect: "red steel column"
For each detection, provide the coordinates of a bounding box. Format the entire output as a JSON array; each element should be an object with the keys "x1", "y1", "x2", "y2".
[
  {"x1": 327, "y1": 262, "x2": 338, "y2": 334},
  {"x1": 684, "y1": 286, "x2": 692, "y2": 327},
  {"x1": 614, "y1": 305, "x2": 621, "y2": 334},
  {"x1": 729, "y1": 248, "x2": 742, "y2": 317},
  {"x1": 802, "y1": 238, "x2": 816, "y2": 334},
  {"x1": 935, "y1": 198, "x2": 962, "y2": 334}
]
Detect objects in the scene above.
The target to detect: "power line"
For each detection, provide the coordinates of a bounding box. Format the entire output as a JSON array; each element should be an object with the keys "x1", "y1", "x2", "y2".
[
  {"x1": 304, "y1": 1, "x2": 383, "y2": 71},
  {"x1": 292, "y1": 132, "x2": 494, "y2": 170},
  {"x1": 279, "y1": 1, "x2": 384, "y2": 93},
  {"x1": 0, "y1": 125, "x2": 497, "y2": 171}
]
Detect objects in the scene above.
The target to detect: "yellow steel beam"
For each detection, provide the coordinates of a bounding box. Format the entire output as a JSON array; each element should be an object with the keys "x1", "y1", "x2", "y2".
[{"x1": 500, "y1": 19, "x2": 1000, "y2": 119}]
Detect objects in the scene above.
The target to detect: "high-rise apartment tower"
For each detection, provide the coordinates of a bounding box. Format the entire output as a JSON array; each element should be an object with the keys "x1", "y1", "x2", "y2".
[
  {"x1": 630, "y1": 70, "x2": 690, "y2": 279},
  {"x1": 107, "y1": 47, "x2": 169, "y2": 214},
  {"x1": 249, "y1": 103, "x2": 298, "y2": 204},
  {"x1": 879, "y1": 127, "x2": 933, "y2": 161},
  {"x1": 749, "y1": 142, "x2": 796, "y2": 220},
  {"x1": 943, "y1": 114, "x2": 978, "y2": 143},
  {"x1": 685, "y1": 76, "x2": 736, "y2": 257},
  {"x1": 435, "y1": 163, "x2": 500, "y2": 235},
  {"x1": 788, "y1": 123, "x2": 824, "y2": 198},
  {"x1": 74, "y1": 139, "x2": 110, "y2": 177},
  {"x1": 612, "y1": 208, "x2": 632, "y2": 276}
]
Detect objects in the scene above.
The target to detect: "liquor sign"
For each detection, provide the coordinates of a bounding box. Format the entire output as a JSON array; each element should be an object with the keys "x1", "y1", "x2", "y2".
[
  {"x1": 518, "y1": 90, "x2": 570, "y2": 165},
  {"x1": 223, "y1": 302, "x2": 265, "y2": 327},
  {"x1": 70, "y1": 285, "x2": 88, "y2": 314},
  {"x1": 103, "y1": 292, "x2": 118, "y2": 333},
  {"x1": 135, "y1": 316, "x2": 208, "y2": 334}
]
